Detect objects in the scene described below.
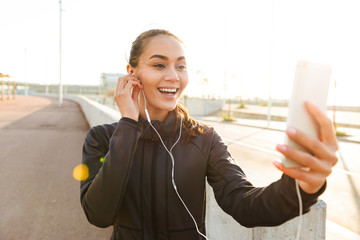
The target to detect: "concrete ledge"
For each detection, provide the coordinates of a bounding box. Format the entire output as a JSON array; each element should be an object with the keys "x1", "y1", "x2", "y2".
[
  {"x1": 66, "y1": 95, "x2": 120, "y2": 127},
  {"x1": 206, "y1": 182, "x2": 326, "y2": 239},
  {"x1": 181, "y1": 97, "x2": 225, "y2": 116},
  {"x1": 69, "y1": 95, "x2": 326, "y2": 239}
]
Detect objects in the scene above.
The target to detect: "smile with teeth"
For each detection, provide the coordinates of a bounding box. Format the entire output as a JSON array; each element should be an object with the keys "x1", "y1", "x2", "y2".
[{"x1": 158, "y1": 88, "x2": 178, "y2": 95}]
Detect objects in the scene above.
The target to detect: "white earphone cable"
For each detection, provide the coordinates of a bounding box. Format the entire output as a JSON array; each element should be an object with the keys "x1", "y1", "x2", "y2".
[
  {"x1": 141, "y1": 90, "x2": 303, "y2": 240},
  {"x1": 295, "y1": 179, "x2": 303, "y2": 240},
  {"x1": 142, "y1": 90, "x2": 208, "y2": 240}
]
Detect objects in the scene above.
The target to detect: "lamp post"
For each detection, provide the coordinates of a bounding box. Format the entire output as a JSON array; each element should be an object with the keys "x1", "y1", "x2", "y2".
[
  {"x1": 267, "y1": 0, "x2": 275, "y2": 127},
  {"x1": 58, "y1": 0, "x2": 63, "y2": 107}
]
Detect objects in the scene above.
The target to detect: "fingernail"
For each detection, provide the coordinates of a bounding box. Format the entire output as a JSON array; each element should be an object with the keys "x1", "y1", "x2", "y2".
[
  {"x1": 306, "y1": 101, "x2": 315, "y2": 106},
  {"x1": 272, "y1": 160, "x2": 282, "y2": 168},
  {"x1": 306, "y1": 101, "x2": 318, "y2": 110},
  {"x1": 287, "y1": 127, "x2": 296, "y2": 136},
  {"x1": 277, "y1": 144, "x2": 287, "y2": 152}
]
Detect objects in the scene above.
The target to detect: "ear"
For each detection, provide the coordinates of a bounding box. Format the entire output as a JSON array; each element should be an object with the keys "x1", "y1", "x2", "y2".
[{"x1": 126, "y1": 65, "x2": 134, "y2": 75}]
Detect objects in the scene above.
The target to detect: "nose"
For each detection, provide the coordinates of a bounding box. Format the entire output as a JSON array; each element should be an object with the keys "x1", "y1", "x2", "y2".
[{"x1": 164, "y1": 67, "x2": 180, "y2": 81}]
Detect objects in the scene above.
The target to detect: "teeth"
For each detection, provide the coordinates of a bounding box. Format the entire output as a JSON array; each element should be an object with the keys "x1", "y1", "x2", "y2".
[{"x1": 159, "y1": 88, "x2": 177, "y2": 93}]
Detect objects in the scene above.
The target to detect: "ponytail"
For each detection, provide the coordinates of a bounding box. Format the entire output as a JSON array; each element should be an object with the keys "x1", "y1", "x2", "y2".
[{"x1": 175, "y1": 102, "x2": 206, "y2": 142}]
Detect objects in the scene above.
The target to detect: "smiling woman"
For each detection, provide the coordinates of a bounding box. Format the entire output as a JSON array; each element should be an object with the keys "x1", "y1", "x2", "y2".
[
  {"x1": 127, "y1": 33, "x2": 188, "y2": 122},
  {"x1": 79, "y1": 29, "x2": 338, "y2": 240}
]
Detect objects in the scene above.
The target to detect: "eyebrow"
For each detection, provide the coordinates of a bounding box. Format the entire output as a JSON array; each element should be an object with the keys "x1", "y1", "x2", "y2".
[{"x1": 148, "y1": 54, "x2": 185, "y2": 61}]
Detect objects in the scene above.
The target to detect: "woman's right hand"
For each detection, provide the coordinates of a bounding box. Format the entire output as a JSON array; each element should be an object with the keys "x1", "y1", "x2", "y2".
[{"x1": 114, "y1": 73, "x2": 143, "y2": 121}]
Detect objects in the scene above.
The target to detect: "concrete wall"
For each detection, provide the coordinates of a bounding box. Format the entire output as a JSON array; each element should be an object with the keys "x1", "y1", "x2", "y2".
[
  {"x1": 66, "y1": 95, "x2": 120, "y2": 127},
  {"x1": 206, "y1": 183, "x2": 326, "y2": 239},
  {"x1": 68, "y1": 95, "x2": 326, "y2": 240},
  {"x1": 86, "y1": 95, "x2": 225, "y2": 117},
  {"x1": 181, "y1": 97, "x2": 225, "y2": 116}
]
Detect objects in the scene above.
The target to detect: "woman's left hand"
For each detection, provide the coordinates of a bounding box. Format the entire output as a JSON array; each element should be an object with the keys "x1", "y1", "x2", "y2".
[{"x1": 273, "y1": 102, "x2": 339, "y2": 194}]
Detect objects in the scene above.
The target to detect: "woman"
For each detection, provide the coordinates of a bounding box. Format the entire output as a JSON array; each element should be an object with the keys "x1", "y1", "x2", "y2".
[{"x1": 80, "y1": 29, "x2": 338, "y2": 240}]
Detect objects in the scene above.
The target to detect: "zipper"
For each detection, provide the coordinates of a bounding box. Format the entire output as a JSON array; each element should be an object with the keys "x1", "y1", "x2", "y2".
[{"x1": 151, "y1": 141, "x2": 158, "y2": 239}]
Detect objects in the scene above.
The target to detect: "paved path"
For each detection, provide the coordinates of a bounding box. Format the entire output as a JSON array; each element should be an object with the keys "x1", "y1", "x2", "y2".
[
  {"x1": 0, "y1": 96, "x2": 112, "y2": 240},
  {"x1": 203, "y1": 119, "x2": 360, "y2": 238},
  {"x1": 222, "y1": 103, "x2": 360, "y2": 128},
  {"x1": 207, "y1": 103, "x2": 360, "y2": 143}
]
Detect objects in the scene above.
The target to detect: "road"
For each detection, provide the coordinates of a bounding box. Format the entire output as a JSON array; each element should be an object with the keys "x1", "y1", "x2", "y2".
[
  {"x1": 0, "y1": 96, "x2": 113, "y2": 240},
  {"x1": 201, "y1": 119, "x2": 360, "y2": 237}
]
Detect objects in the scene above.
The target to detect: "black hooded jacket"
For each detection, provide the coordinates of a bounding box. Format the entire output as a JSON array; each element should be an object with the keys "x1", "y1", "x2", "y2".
[{"x1": 80, "y1": 111, "x2": 325, "y2": 240}]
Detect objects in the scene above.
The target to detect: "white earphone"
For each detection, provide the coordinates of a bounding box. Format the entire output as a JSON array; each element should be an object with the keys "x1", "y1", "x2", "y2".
[{"x1": 141, "y1": 88, "x2": 208, "y2": 240}]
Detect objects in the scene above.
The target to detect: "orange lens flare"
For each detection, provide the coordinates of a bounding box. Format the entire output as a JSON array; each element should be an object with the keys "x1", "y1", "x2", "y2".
[{"x1": 73, "y1": 164, "x2": 89, "y2": 181}]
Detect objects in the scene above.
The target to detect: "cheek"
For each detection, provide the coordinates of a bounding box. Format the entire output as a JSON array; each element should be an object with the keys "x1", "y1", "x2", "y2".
[
  {"x1": 182, "y1": 80, "x2": 189, "y2": 90},
  {"x1": 181, "y1": 74, "x2": 189, "y2": 89},
  {"x1": 137, "y1": 72, "x2": 155, "y2": 89}
]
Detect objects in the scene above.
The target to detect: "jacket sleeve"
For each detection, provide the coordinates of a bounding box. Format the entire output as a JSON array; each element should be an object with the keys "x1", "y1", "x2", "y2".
[
  {"x1": 206, "y1": 130, "x2": 326, "y2": 228},
  {"x1": 80, "y1": 118, "x2": 143, "y2": 228}
]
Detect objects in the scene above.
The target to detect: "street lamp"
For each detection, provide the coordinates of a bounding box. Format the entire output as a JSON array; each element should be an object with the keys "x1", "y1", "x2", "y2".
[
  {"x1": 58, "y1": 0, "x2": 63, "y2": 107},
  {"x1": 267, "y1": 0, "x2": 275, "y2": 127}
]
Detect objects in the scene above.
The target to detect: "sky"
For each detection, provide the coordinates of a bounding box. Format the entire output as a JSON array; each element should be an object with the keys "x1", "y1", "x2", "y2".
[{"x1": 1, "y1": 0, "x2": 360, "y2": 106}]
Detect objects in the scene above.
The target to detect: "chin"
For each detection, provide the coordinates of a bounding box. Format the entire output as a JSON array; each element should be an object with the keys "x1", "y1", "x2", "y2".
[{"x1": 160, "y1": 101, "x2": 179, "y2": 112}]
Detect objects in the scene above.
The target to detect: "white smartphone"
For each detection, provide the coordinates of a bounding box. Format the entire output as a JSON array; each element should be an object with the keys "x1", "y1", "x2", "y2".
[{"x1": 282, "y1": 60, "x2": 332, "y2": 168}]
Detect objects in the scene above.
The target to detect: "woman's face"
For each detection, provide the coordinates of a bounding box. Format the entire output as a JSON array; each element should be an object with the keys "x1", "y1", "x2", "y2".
[{"x1": 133, "y1": 35, "x2": 189, "y2": 117}]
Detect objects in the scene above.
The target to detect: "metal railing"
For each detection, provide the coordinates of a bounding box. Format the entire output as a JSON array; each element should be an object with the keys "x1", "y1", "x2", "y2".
[{"x1": 0, "y1": 80, "x2": 16, "y2": 101}]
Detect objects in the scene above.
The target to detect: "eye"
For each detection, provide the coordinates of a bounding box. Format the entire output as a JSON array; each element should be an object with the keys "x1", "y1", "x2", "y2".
[
  {"x1": 154, "y1": 63, "x2": 165, "y2": 69},
  {"x1": 177, "y1": 64, "x2": 187, "y2": 71}
]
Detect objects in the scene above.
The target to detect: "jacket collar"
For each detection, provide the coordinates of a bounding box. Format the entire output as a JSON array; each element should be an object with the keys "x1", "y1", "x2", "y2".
[{"x1": 138, "y1": 110, "x2": 181, "y2": 141}]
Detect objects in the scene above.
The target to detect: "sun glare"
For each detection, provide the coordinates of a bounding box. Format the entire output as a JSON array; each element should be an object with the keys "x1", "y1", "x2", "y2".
[{"x1": 73, "y1": 164, "x2": 89, "y2": 181}]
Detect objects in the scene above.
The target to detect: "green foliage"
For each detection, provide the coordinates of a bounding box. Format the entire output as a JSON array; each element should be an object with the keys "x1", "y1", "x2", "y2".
[
  {"x1": 334, "y1": 124, "x2": 352, "y2": 137},
  {"x1": 222, "y1": 114, "x2": 236, "y2": 122},
  {"x1": 336, "y1": 129, "x2": 351, "y2": 137},
  {"x1": 237, "y1": 102, "x2": 246, "y2": 109},
  {"x1": 259, "y1": 102, "x2": 268, "y2": 107}
]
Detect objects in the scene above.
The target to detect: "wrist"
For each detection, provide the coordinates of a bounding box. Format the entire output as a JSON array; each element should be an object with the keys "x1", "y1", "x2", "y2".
[
  {"x1": 300, "y1": 180, "x2": 326, "y2": 194},
  {"x1": 122, "y1": 114, "x2": 138, "y2": 122}
]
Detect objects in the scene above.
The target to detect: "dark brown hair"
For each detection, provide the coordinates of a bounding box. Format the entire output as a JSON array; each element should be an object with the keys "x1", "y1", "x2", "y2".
[
  {"x1": 129, "y1": 29, "x2": 183, "y2": 68},
  {"x1": 129, "y1": 29, "x2": 205, "y2": 140}
]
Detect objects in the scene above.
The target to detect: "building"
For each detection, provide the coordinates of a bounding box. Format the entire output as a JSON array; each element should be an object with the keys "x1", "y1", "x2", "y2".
[{"x1": 100, "y1": 73, "x2": 125, "y2": 89}]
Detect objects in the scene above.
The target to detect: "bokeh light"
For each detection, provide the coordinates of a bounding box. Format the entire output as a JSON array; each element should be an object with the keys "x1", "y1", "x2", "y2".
[{"x1": 73, "y1": 164, "x2": 89, "y2": 181}]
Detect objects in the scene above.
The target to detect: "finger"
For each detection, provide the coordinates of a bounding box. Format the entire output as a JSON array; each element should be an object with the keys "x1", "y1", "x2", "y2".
[
  {"x1": 276, "y1": 144, "x2": 333, "y2": 174},
  {"x1": 273, "y1": 160, "x2": 312, "y2": 180},
  {"x1": 305, "y1": 102, "x2": 338, "y2": 150},
  {"x1": 124, "y1": 76, "x2": 141, "y2": 88},
  {"x1": 286, "y1": 128, "x2": 338, "y2": 166},
  {"x1": 272, "y1": 160, "x2": 326, "y2": 193},
  {"x1": 115, "y1": 76, "x2": 130, "y2": 95},
  {"x1": 115, "y1": 77, "x2": 122, "y2": 95},
  {"x1": 132, "y1": 84, "x2": 142, "y2": 101},
  {"x1": 124, "y1": 79, "x2": 142, "y2": 93},
  {"x1": 116, "y1": 76, "x2": 141, "y2": 93}
]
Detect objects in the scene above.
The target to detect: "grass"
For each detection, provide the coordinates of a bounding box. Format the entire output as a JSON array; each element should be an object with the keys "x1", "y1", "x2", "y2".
[
  {"x1": 222, "y1": 114, "x2": 236, "y2": 122},
  {"x1": 336, "y1": 129, "x2": 352, "y2": 137},
  {"x1": 237, "y1": 102, "x2": 247, "y2": 109},
  {"x1": 259, "y1": 102, "x2": 268, "y2": 107}
]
